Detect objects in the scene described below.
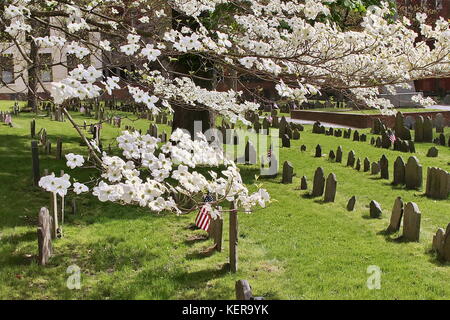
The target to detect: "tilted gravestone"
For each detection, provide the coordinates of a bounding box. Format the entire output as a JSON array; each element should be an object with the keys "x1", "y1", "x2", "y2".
[
  {"x1": 369, "y1": 200, "x2": 382, "y2": 218},
  {"x1": 282, "y1": 161, "x2": 294, "y2": 184},
  {"x1": 347, "y1": 196, "x2": 356, "y2": 211},
  {"x1": 379, "y1": 155, "x2": 389, "y2": 180},
  {"x1": 414, "y1": 116, "x2": 424, "y2": 142},
  {"x1": 402, "y1": 202, "x2": 421, "y2": 242},
  {"x1": 426, "y1": 147, "x2": 439, "y2": 157},
  {"x1": 423, "y1": 116, "x2": 433, "y2": 142},
  {"x1": 311, "y1": 167, "x2": 325, "y2": 197},
  {"x1": 324, "y1": 173, "x2": 337, "y2": 203},
  {"x1": 405, "y1": 156, "x2": 422, "y2": 190},
  {"x1": 386, "y1": 197, "x2": 404, "y2": 233},
  {"x1": 315, "y1": 144, "x2": 322, "y2": 158},
  {"x1": 346, "y1": 150, "x2": 356, "y2": 167},
  {"x1": 300, "y1": 176, "x2": 308, "y2": 190},
  {"x1": 336, "y1": 146, "x2": 343, "y2": 163},
  {"x1": 363, "y1": 157, "x2": 370, "y2": 172},
  {"x1": 393, "y1": 156, "x2": 406, "y2": 185},
  {"x1": 371, "y1": 162, "x2": 380, "y2": 175},
  {"x1": 37, "y1": 207, "x2": 53, "y2": 266}
]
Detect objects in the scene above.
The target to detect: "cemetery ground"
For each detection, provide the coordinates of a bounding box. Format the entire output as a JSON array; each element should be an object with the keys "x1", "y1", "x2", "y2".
[{"x1": 0, "y1": 100, "x2": 449, "y2": 300}]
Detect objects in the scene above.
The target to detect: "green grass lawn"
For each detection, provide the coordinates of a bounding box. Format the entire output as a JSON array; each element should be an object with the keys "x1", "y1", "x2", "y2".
[{"x1": 0, "y1": 100, "x2": 449, "y2": 300}]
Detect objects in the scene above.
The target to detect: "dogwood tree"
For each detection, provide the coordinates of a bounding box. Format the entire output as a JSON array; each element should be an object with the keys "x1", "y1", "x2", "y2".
[{"x1": 1, "y1": 0, "x2": 449, "y2": 214}]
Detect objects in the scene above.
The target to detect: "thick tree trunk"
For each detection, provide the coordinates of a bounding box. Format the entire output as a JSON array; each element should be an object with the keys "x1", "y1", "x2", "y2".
[
  {"x1": 28, "y1": 35, "x2": 38, "y2": 113},
  {"x1": 171, "y1": 105, "x2": 214, "y2": 137}
]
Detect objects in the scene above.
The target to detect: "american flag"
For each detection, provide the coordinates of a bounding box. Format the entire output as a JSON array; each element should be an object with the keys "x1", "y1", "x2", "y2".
[
  {"x1": 388, "y1": 132, "x2": 396, "y2": 143},
  {"x1": 195, "y1": 194, "x2": 213, "y2": 231}
]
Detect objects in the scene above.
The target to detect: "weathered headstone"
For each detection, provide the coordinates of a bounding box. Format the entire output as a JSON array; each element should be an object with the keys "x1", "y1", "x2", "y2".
[
  {"x1": 402, "y1": 202, "x2": 421, "y2": 242},
  {"x1": 414, "y1": 116, "x2": 424, "y2": 142},
  {"x1": 355, "y1": 158, "x2": 361, "y2": 171},
  {"x1": 282, "y1": 134, "x2": 291, "y2": 148},
  {"x1": 363, "y1": 157, "x2": 370, "y2": 172},
  {"x1": 386, "y1": 197, "x2": 404, "y2": 233},
  {"x1": 329, "y1": 150, "x2": 336, "y2": 161},
  {"x1": 300, "y1": 145, "x2": 307, "y2": 152},
  {"x1": 336, "y1": 146, "x2": 343, "y2": 163},
  {"x1": 346, "y1": 150, "x2": 356, "y2": 167},
  {"x1": 300, "y1": 176, "x2": 308, "y2": 190},
  {"x1": 435, "y1": 113, "x2": 444, "y2": 133},
  {"x1": 423, "y1": 116, "x2": 433, "y2": 142},
  {"x1": 425, "y1": 167, "x2": 450, "y2": 200},
  {"x1": 405, "y1": 156, "x2": 422, "y2": 190},
  {"x1": 347, "y1": 196, "x2": 356, "y2": 211},
  {"x1": 369, "y1": 200, "x2": 382, "y2": 218},
  {"x1": 393, "y1": 156, "x2": 406, "y2": 185},
  {"x1": 235, "y1": 280, "x2": 253, "y2": 300},
  {"x1": 315, "y1": 144, "x2": 322, "y2": 158},
  {"x1": 282, "y1": 161, "x2": 294, "y2": 184},
  {"x1": 311, "y1": 167, "x2": 325, "y2": 197},
  {"x1": 324, "y1": 173, "x2": 337, "y2": 203},
  {"x1": 371, "y1": 162, "x2": 380, "y2": 175},
  {"x1": 379, "y1": 155, "x2": 389, "y2": 179},
  {"x1": 426, "y1": 147, "x2": 439, "y2": 158}
]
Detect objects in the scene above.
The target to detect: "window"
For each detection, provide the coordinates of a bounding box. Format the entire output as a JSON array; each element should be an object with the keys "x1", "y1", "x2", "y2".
[
  {"x1": 0, "y1": 54, "x2": 14, "y2": 84},
  {"x1": 39, "y1": 53, "x2": 53, "y2": 82}
]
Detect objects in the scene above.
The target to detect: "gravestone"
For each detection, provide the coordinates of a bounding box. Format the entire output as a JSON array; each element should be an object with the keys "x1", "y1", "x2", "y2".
[
  {"x1": 300, "y1": 145, "x2": 307, "y2": 152},
  {"x1": 403, "y1": 202, "x2": 421, "y2": 242},
  {"x1": 311, "y1": 167, "x2": 325, "y2": 197},
  {"x1": 370, "y1": 200, "x2": 382, "y2": 218},
  {"x1": 347, "y1": 196, "x2": 356, "y2": 211},
  {"x1": 282, "y1": 134, "x2": 291, "y2": 148},
  {"x1": 393, "y1": 156, "x2": 406, "y2": 185},
  {"x1": 244, "y1": 141, "x2": 257, "y2": 164},
  {"x1": 408, "y1": 141, "x2": 415, "y2": 153},
  {"x1": 363, "y1": 157, "x2": 370, "y2": 172},
  {"x1": 300, "y1": 176, "x2": 308, "y2": 190},
  {"x1": 435, "y1": 113, "x2": 444, "y2": 133},
  {"x1": 355, "y1": 158, "x2": 361, "y2": 171},
  {"x1": 375, "y1": 137, "x2": 382, "y2": 148},
  {"x1": 292, "y1": 129, "x2": 300, "y2": 140},
  {"x1": 432, "y1": 227, "x2": 446, "y2": 259},
  {"x1": 282, "y1": 161, "x2": 294, "y2": 184},
  {"x1": 386, "y1": 197, "x2": 404, "y2": 233},
  {"x1": 235, "y1": 280, "x2": 254, "y2": 300},
  {"x1": 31, "y1": 141, "x2": 40, "y2": 186},
  {"x1": 423, "y1": 116, "x2": 433, "y2": 142},
  {"x1": 414, "y1": 116, "x2": 424, "y2": 142},
  {"x1": 439, "y1": 133, "x2": 446, "y2": 146},
  {"x1": 324, "y1": 173, "x2": 337, "y2": 203},
  {"x1": 360, "y1": 134, "x2": 367, "y2": 142},
  {"x1": 426, "y1": 147, "x2": 439, "y2": 157},
  {"x1": 425, "y1": 167, "x2": 450, "y2": 200},
  {"x1": 37, "y1": 207, "x2": 53, "y2": 266},
  {"x1": 371, "y1": 162, "x2": 380, "y2": 175},
  {"x1": 405, "y1": 156, "x2": 422, "y2": 190},
  {"x1": 379, "y1": 155, "x2": 389, "y2": 179},
  {"x1": 370, "y1": 137, "x2": 375, "y2": 145},
  {"x1": 329, "y1": 150, "x2": 336, "y2": 161},
  {"x1": 346, "y1": 150, "x2": 356, "y2": 167},
  {"x1": 353, "y1": 131, "x2": 360, "y2": 141},
  {"x1": 315, "y1": 144, "x2": 322, "y2": 158},
  {"x1": 56, "y1": 138, "x2": 63, "y2": 161},
  {"x1": 336, "y1": 146, "x2": 343, "y2": 163}
]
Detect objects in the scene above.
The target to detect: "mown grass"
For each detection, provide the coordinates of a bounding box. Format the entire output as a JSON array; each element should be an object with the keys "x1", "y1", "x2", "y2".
[{"x1": 0, "y1": 100, "x2": 449, "y2": 300}]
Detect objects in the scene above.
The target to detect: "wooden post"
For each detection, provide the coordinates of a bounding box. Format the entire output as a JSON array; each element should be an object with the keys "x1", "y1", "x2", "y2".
[
  {"x1": 52, "y1": 192, "x2": 59, "y2": 239},
  {"x1": 56, "y1": 138, "x2": 62, "y2": 160},
  {"x1": 235, "y1": 280, "x2": 252, "y2": 300},
  {"x1": 215, "y1": 217, "x2": 223, "y2": 252},
  {"x1": 229, "y1": 201, "x2": 238, "y2": 273},
  {"x1": 31, "y1": 141, "x2": 40, "y2": 186},
  {"x1": 37, "y1": 207, "x2": 53, "y2": 265}
]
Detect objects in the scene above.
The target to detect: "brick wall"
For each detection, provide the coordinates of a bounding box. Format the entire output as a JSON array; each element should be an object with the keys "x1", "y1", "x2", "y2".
[{"x1": 290, "y1": 110, "x2": 450, "y2": 129}]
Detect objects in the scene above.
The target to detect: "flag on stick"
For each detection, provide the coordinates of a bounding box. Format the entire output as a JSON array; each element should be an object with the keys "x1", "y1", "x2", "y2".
[{"x1": 195, "y1": 194, "x2": 213, "y2": 231}]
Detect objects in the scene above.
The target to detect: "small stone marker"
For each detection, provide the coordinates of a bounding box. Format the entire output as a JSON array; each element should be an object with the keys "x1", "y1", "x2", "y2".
[
  {"x1": 324, "y1": 173, "x2": 337, "y2": 203},
  {"x1": 347, "y1": 196, "x2": 356, "y2": 211},
  {"x1": 369, "y1": 200, "x2": 382, "y2": 218},
  {"x1": 405, "y1": 156, "x2": 422, "y2": 190},
  {"x1": 336, "y1": 146, "x2": 343, "y2": 163},
  {"x1": 432, "y1": 227, "x2": 446, "y2": 259},
  {"x1": 235, "y1": 280, "x2": 261, "y2": 300},
  {"x1": 329, "y1": 150, "x2": 335, "y2": 161},
  {"x1": 355, "y1": 158, "x2": 361, "y2": 171},
  {"x1": 282, "y1": 161, "x2": 294, "y2": 184},
  {"x1": 315, "y1": 144, "x2": 322, "y2": 158},
  {"x1": 414, "y1": 116, "x2": 424, "y2": 142},
  {"x1": 300, "y1": 176, "x2": 308, "y2": 190},
  {"x1": 311, "y1": 167, "x2": 325, "y2": 197},
  {"x1": 402, "y1": 202, "x2": 421, "y2": 242},
  {"x1": 37, "y1": 207, "x2": 53, "y2": 266},
  {"x1": 380, "y1": 155, "x2": 389, "y2": 179},
  {"x1": 300, "y1": 145, "x2": 307, "y2": 152},
  {"x1": 282, "y1": 134, "x2": 291, "y2": 148},
  {"x1": 426, "y1": 147, "x2": 439, "y2": 158},
  {"x1": 386, "y1": 197, "x2": 404, "y2": 233}
]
